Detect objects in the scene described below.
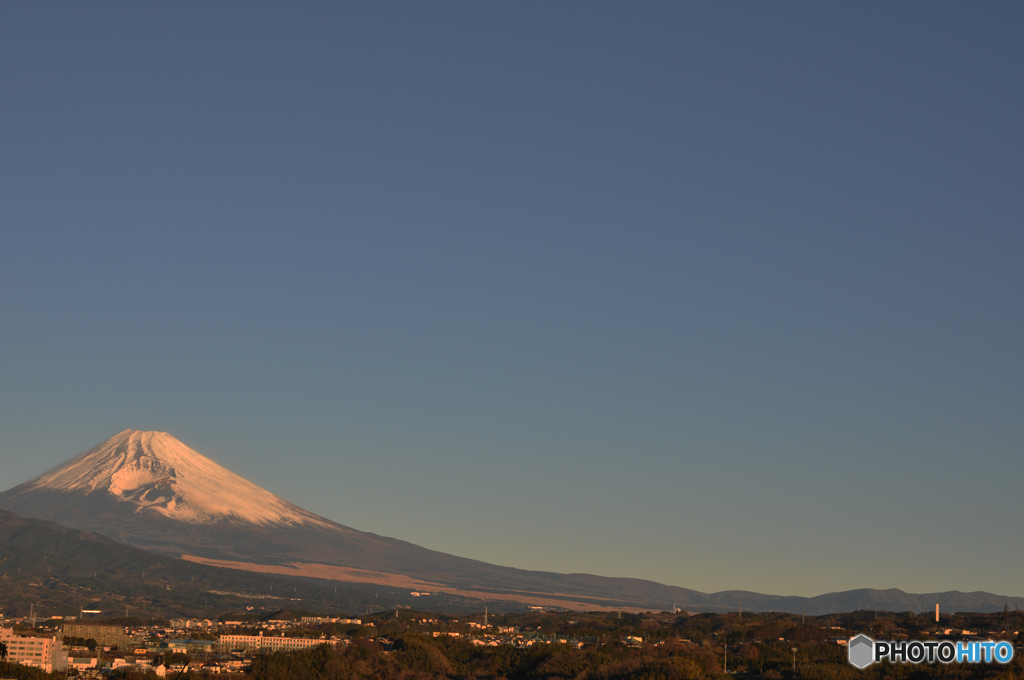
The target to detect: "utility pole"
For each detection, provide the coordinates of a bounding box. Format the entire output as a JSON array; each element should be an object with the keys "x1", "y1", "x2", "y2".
[{"x1": 792, "y1": 647, "x2": 798, "y2": 676}]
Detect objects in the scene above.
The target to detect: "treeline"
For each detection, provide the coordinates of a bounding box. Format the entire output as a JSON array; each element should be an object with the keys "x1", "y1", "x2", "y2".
[
  {"x1": 250, "y1": 636, "x2": 725, "y2": 680},
  {"x1": 0, "y1": 660, "x2": 63, "y2": 680},
  {"x1": 248, "y1": 635, "x2": 1024, "y2": 680},
  {"x1": 478, "y1": 609, "x2": 1021, "y2": 645}
]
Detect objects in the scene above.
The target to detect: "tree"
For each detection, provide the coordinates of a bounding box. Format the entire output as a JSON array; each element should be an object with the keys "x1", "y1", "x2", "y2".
[
  {"x1": 166, "y1": 652, "x2": 190, "y2": 665},
  {"x1": 0, "y1": 640, "x2": 7, "y2": 660}
]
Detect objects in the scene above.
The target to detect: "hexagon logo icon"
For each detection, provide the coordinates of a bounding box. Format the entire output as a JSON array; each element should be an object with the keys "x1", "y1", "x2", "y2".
[{"x1": 848, "y1": 634, "x2": 874, "y2": 669}]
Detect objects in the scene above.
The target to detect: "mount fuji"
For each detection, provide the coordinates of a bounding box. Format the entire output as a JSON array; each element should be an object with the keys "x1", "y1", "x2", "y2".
[
  {"x1": 2, "y1": 430, "x2": 335, "y2": 528},
  {"x1": 3, "y1": 430, "x2": 1021, "y2": 614},
  {"x1": 0, "y1": 430, "x2": 707, "y2": 611}
]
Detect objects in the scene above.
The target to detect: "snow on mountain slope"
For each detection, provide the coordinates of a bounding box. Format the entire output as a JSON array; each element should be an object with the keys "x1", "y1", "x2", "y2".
[{"x1": 19, "y1": 429, "x2": 334, "y2": 528}]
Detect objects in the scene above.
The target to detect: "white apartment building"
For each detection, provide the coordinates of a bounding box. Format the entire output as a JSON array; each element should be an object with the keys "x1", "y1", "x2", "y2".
[
  {"x1": 1, "y1": 627, "x2": 70, "y2": 673},
  {"x1": 219, "y1": 633, "x2": 338, "y2": 653}
]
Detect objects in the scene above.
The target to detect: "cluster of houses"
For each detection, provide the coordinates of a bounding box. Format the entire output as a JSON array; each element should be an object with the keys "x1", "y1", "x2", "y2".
[
  {"x1": 1, "y1": 614, "x2": 601, "y2": 675},
  {"x1": 1, "y1": 619, "x2": 356, "y2": 676},
  {"x1": 19, "y1": 610, "x2": 989, "y2": 675}
]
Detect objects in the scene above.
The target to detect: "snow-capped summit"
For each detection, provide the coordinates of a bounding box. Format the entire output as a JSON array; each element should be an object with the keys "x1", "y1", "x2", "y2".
[{"x1": 16, "y1": 429, "x2": 331, "y2": 527}]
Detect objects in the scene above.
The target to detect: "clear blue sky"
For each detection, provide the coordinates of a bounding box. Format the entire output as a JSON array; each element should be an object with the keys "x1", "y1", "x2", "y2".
[{"x1": 2, "y1": 2, "x2": 1022, "y2": 598}]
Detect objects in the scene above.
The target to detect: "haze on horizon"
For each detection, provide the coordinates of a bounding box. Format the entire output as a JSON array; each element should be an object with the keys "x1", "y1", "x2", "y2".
[{"x1": 1, "y1": 3, "x2": 1021, "y2": 600}]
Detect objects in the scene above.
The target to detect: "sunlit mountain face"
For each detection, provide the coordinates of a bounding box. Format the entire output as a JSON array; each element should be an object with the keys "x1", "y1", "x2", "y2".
[{"x1": 5, "y1": 429, "x2": 335, "y2": 527}]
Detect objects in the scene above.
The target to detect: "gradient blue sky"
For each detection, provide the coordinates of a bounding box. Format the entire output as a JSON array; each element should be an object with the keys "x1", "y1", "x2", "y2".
[{"x1": 2, "y1": 3, "x2": 1022, "y2": 598}]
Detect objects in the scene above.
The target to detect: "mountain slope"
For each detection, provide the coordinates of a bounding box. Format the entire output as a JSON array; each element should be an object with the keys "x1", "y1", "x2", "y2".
[
  {"x1": 2, "y1": 430, "x2": 1021, "y2": 614},
  {"x1": 0, "y1": 507, "x2": 395, "y2": 619},
  {"x1": 0, "y1": 430, "x2": 704, "y2": 610}
]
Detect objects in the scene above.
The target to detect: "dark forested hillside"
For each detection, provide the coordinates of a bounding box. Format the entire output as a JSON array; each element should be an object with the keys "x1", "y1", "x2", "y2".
[{"x1": 0, "y1": 509, "x2": 479, "y2": 619}]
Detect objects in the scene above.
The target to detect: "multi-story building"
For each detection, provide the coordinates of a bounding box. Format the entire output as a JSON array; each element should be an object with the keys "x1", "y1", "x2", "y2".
[
  {"x1": 62, "y1": 622, "x2": 133, "y2": 649},
  {"x1": 161, "y1": 639, "x2": 217, "y2": 654},
  {"x1": 219, "y1": 633, "x2": 338, "y2": 653},
  {"x1": 0, "y1": 627, "x2": 70, "y2": 673},
  {"x1": 169, "y1": 618, "x2": 213, "y2": 629},
  {"x1": 69, "y1": 656, "x2": 99, "y2": 672}
]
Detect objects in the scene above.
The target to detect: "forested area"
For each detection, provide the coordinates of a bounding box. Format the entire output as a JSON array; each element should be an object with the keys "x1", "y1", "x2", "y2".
[{"x1": 247, "y1": 636, "x2": 1024, "y2": 680}]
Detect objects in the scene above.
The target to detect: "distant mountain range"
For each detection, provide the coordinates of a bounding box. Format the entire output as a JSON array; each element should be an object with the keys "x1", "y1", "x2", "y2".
[{"x1": 1, "y1": 429, "x2": 1020, "y2": 615}]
